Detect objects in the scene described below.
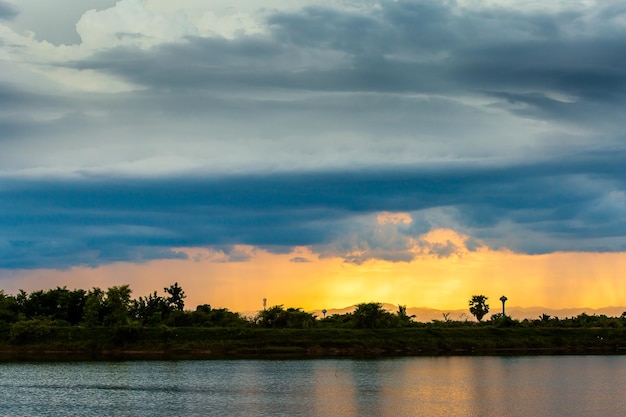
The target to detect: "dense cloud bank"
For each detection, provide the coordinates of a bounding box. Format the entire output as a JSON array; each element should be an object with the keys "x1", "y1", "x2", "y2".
[
  {"x1": 2, "y1": 154, "x2": 626, "y2": 268},
  {"x1": 0, "y1": 0, "x2": 625, "y2": 268}
]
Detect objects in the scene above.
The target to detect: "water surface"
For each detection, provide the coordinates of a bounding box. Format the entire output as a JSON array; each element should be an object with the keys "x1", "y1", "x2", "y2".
[{"x1": 1, "y1": 356, "x2": 625, "y2": 416}]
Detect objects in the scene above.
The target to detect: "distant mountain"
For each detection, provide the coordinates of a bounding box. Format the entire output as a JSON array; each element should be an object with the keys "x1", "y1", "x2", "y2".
[{"x1": 310, "y1": 304, "x2": 626, "y2": 323}]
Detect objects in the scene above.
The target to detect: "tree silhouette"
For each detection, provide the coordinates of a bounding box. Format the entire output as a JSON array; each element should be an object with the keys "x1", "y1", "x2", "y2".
[
  {"x1": 164, "y1": 282, "x2": 186, "y2": 311},
  {"x1": 352, "y1": 302, "x2": 396, "y2": 328},
  {"x1": 256, "y1": 305, "x2": 316, "y2": 328},
  {"x1": 469, "y1": 295, "x2": 489, "y2": 322},
  {"x1": 132, "y1": 291, "x2": 168, "y2": 324},
  {"x1": 397, "y1": 305, "x2": 415, "y2": 326}
]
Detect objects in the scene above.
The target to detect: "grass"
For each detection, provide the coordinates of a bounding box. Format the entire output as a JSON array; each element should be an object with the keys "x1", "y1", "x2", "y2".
[{"x1": 1, "y1": 326, "x2": 625, "y2": 360}]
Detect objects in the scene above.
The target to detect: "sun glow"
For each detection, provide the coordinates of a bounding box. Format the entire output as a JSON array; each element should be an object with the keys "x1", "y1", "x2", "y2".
[{"x1": 3, "y1": 240, "x2": 626, "y2": 314}]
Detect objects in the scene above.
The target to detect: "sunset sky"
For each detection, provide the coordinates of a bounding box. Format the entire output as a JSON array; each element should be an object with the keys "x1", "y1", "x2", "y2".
[{"x1": 1, "y1": 0, "x2": 626, "y2": 313}]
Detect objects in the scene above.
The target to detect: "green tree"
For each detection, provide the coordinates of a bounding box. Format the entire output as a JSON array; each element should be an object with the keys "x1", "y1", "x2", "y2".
[
  {"x1": 83, "y1": 288, "x2": 105, "y2": 327},
  {"x1": 0, "y1": 290, "x2": 18, "y2": 324},
  {"x1": 469, "y1": 295, "x2": 489, "y2": 322},
  {"x1": 55, "y1": 287, "x2": 87, "y2": 325},
  {"x1": 104, "y1": 285, "x2": 132, "y2": 327},
  {"x1": 132, "y1": 291, "x2": 168, "y2": 325},
  {"x1": 11, "y1": 287, "x2": 86, "y2": 324}
]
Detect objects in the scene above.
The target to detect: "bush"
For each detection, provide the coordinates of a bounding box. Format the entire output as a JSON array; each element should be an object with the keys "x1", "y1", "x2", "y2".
[{"x1": 9, "y1": 319, "x2": 55, "y2": 344}]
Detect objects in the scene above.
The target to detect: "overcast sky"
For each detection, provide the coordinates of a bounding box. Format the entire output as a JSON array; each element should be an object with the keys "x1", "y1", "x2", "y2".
[{"x1": 1, "y1": 0, "x2": 626, "y2": 274}]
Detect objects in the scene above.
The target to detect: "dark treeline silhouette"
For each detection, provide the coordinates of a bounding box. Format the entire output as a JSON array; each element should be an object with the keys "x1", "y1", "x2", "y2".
[
  {"x1": 1, "y1": 284, "x2": 626, "y2": 332},
  {"x1": 0, "y1": 284, "x2": 248, "y2": 330},
  {"x1": 0, "y1": 284, "x2": 416, "y2": 330}
]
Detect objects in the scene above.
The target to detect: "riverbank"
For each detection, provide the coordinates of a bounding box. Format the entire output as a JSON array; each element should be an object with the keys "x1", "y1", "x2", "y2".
[{"x1": 1, "y1": 326, "x2": 625, "y2": 360}]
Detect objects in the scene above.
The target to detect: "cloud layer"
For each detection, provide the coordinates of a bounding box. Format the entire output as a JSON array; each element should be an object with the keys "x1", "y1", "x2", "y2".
[
  {"x1": 2, "y1": 155, "x2": 626, "y2": 269},
  {"x1": 1, "y1": 0, "x2": 626, "y2": 269}
]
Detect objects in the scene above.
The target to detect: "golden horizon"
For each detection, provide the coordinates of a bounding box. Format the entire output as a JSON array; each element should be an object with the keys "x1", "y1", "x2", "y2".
[{"x1": 2, "y1": 237, "x2": 625, "y2": 314}]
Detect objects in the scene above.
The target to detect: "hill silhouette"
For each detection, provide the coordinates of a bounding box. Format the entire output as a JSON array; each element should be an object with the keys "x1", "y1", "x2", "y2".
[{"x1": 307, "y1": 304, "x2": 626, "y2": 323}]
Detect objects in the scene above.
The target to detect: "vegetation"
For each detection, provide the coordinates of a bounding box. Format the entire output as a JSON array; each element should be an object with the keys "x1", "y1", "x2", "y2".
[
  {"x1": 1, "y1": 285, "x2": 626, "y2": 359},
  {"x1": 469, "y1": 295, "x2": 489, "y2": 322}
]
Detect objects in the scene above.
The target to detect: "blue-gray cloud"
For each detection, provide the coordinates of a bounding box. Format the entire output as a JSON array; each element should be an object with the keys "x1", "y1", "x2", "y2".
[
  {"x1": 2, "y1": 149, "x2": 626, "y2": 269},
  {"x1": 69, "y1": 1, "x2": 626, "y2": 111},
  {"x1": 2, "y1": 1, "x2": 626, "y2": 269},
  {"x1": 50, "y1": 0, "x2": 626, "y2": 172},
  {"x1": 0, "y1": 1, "x2": 18, "y2": 20}
]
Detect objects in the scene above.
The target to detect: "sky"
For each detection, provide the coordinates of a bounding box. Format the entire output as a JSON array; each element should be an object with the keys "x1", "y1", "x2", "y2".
[{"x1": 1, "y1": 0, "x2": 626, "y2": 313}]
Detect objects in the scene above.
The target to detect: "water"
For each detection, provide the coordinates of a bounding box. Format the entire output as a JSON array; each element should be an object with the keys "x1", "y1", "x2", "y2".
[{"x1": 0, "y1": 356, "x2": 625, "y2": 416}]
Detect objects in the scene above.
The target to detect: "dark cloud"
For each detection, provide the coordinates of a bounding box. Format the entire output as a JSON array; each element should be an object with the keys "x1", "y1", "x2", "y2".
[
  {"x1": 61, "y1": 0, "x2": 626, "y2": 138},
  {"x1": 453, "y1": 38, "x2": 626, "y2": 107},
  {"x1": 0, "y1": 83, "x2": 95, "y2": 146},
  {"x1": 0, "y1": 239, "x2": 186, "y2": 270},
  {"x1": 2, "y1": 149, "x2": 626, "y2": 268},
  {"x1": 0, "y1": 1, "x2": 18, "y2": 20},
  {"x1": 3, "y1": 1, "x2": 626, "y2": 269},
  {"x1": 0, "y1": 83, "x2": 63, "y2": 112}
]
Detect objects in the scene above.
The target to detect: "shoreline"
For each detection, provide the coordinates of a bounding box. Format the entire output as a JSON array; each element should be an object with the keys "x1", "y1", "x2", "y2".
[{"x1": 2, "y1": 346, "x2": 626, "y2": 362}]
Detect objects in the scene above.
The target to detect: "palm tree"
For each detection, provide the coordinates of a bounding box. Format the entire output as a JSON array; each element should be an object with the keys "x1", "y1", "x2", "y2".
[{"x1": 469, "y1": 295, "x2": 489, "y2": 322}]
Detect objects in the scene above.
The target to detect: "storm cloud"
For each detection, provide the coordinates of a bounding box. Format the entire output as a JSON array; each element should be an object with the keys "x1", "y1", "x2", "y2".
[
  {"x1": 2, "y1": 150, "x2": 626, "y2": 268},
  {"x1": 1, "y1": 0, "x2": 626, "y2": 269}
]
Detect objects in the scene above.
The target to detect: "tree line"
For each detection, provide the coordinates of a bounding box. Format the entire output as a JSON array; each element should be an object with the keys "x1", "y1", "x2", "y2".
[
  {"x1": 1, "y1": 285, "x2": 625, "y2": 330},
  {"x1": 0, "y1": 283, "x2": 416, "y2": 329}
]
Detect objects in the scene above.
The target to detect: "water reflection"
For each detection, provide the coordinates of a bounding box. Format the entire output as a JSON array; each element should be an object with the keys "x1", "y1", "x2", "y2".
[
  {"x1": 312, "y1": 360, "x2": 356, "y2": 416},
  {"x1": 1, "y1": 356, "x2": 625, "y2": 416}
]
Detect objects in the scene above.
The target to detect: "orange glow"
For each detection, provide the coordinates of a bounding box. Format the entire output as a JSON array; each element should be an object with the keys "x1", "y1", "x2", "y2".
[{"x1": 2, "y1": 240, "x2": 626, "y2": 314}]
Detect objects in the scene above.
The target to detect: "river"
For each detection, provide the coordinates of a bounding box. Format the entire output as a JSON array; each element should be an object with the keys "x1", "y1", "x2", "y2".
[{"x1": 1, "y1": 356, "x2": 625, "y2": 416}]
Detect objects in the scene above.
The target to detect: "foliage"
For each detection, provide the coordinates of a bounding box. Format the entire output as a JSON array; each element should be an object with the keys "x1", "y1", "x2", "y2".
[
  {"x1": 351, "y1": 303, "x2": 399, "y2": 328},
  {"x1": 14, "y1": 287, "x2": 86, "y2": 325},
  {"x1": 192, "y1": 305, "x2": 249, "y2": 327},
  {"x1": 469, "y1": 295, "x2": 489, "y2": 322},
  {"x1": 397, "y1": 305, "x2": 415, "y2": 326},
  {"x1": 0, "y1": 290, "x2": 18, "y2": 324},
  {"x1": 9, "y1": 318, "x2": 55, "y2": 344},
  {"x1": 256, "y1": 305, "x2": 316, "y2": 329},
  {"x1": 488, "y1": 313, "x2": 520, "y2": 327},
  {"x1": 103, "y1": 285, "x2": 132, "y2": 327},
  {"x1": 4, "y1": 325, "x2": 626, "y2": 357},
  {"x1": 3, "y1": 284, "x2": 626, "y2": 340},
  {"x1": 164, "y1": 282, "x2": 186, "y2": 311},
  {"x1": 319, "y1": 313, "x2": 354, "y2": 327},
  {"x1": 83, "y1": 288, "x2": 105, "y2": 327},
  {"x1": 132, "y1": 291, "x2": 169, "y2": 325},
  {"x1": 131, "y1": 283, "x2": 190, "y2": 326}
]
